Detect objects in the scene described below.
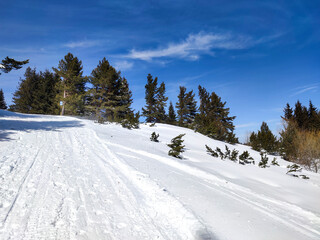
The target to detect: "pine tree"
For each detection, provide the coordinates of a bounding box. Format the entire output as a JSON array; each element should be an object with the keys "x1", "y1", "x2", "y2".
[
  {"x1": 205, "y1": 145, "x2": 219, "y2": 158},
  {"x1": 150, "y1": 132, "x2": 159, "y2": 142},
  {"x1": 195, "y1": 85, "x2": 237, "y2": 143},
  {"x1": 239, "y1": 151, "x2": 254, "y2": 165},
  {"x1": 142, "y1": 74, "x2": 158, "y2": 123},
  {"x1": 230, "y1": 149, "x2": 239, "y2": 162},
  {"x1": 0, "y1": 57, "x2": 29, "y2": 75},
  {"x1": 176, "y1": 86, "x2": 197, "y2": 127},
  {"x1": 307, "y1": 101, "x2": 320, "y2": 131},
  {"x1": 282, "y1": 103, "x2": 293, "y2": 120},
  {"x1": 249, "y1": 122, "x2": 278, "y2": 153},
  {"x1": 167, "y1": 102, "x2": 176, "y2": 125},
  {"x1": 258, "y1": 151, "x2": 269, "y2": 168},
  {"x1": 53, "y1": 53, "x2": 87, "y2": 116},
  {"x1": 0, "y1": 89, "x2": 7, "y2": 109},
  {"x1": 11, "y1": 68, "x2": 59, "y2": 114},
  {"x1": 89, "y1": 58, "x2": 134, "y2": 122},
  {"x1": 294, "y1": 101, "x2": 308, "y2": 129},
  {"x1": 155, "y1": 82, "x2": 168, "y2": 123},
  {"x1": 167, "y1": 134, "x2": 185, "y2": 159},
  {"x1": 271, "y1": 158, "x2": 279, "y2": 166}
]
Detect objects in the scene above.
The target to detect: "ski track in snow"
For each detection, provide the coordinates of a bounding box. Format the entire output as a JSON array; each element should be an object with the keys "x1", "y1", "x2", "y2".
[{"x1": 0, "y1": 111, "x2": 319, "y2": 240}]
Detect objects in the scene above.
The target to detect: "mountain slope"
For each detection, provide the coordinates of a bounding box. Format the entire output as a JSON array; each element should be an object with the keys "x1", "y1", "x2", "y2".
[{"x1": 0, "y1": 110, "x2": 319, "y2": 240}]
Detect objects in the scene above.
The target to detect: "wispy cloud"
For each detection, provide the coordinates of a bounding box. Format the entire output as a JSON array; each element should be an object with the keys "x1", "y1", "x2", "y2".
[
  {"x1": 123, "y1": 32, "x2": 252, "y2": 61},
  {"x1": 290, "y1": 83, "x2": 319, "y2": 96},
  {"x1": 113, "y1": 60, "x2": 134, "y2": 71},
  {"x1": 236, "y1": 122, "x2": 259, "y2": 129},
  {"x1": 64, "y1": 40, "x2": 102, "y2": 48}
]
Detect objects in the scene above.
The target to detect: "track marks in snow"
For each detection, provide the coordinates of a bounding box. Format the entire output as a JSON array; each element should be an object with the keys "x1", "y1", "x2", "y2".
[{"x1": 102, "y1": 139, "x2": 320, "y2": 239}]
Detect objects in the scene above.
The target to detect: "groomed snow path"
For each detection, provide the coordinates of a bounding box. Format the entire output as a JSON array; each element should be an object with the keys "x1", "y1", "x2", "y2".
[{"x1": 0, "y1": 111, "x2": 319, "y2": 240}]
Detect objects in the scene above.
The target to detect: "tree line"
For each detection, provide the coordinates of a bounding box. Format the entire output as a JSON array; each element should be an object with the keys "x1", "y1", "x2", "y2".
[{"x1": 248, "y1": 101, "x2": 320, "y2": 172}]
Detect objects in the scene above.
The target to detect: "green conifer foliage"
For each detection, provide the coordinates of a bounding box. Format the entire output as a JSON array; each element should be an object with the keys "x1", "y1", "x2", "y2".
[
  {"x1": 271, "y1": 158, "x2": 279, "y2": 166},
  {"x1": 11, "y1": 67, "x2": 59, "y2": 114},
  {"x1": 142, "y1": 74, "x2": 158, "y2": 123},
  {"x1": 88, "y1": 58, "x2": 133, "y2": 122},
  {"x1": 249, "y1": 122, "x2": 278, "y2": 153},
  {"x1": 0, "y1": 57, "x2": 29, "y2": 75},
  {"x1": 230, "y1": 149, "x2": 239, "y2": 162},
  {"x1": 239, "y1": 151, "x2": 254, "y2": 165},
  {"x1": 150, "y1": 132, "x2": 160, "y2": 142},
  {"x1": 0, "y1": 89, "x2": 7, "y2": 109},
  {"x1": 167, "y1": 101, "x2": 176, "y2": 125},
  {"x1": 205, "y1": 145, "x2": 219, "y2": 158},
  {"x1": 167, "y1": 134, "x2": 185, "y2": 159},
  {"x1": 258, "y1": 152, "x2": 269, "y2": 168},
  {"x1": 176, "y1": 86, "x2": 197, "y2": 127},
  {"x1": 155, "y1": 82, "x2": 168, "y2": 123},
  {"x1": 195, "y1": 85, "x2": 237, "y2": 143},
  {"x1": 53, "y1": 53, "x2": 87, "y2": 115}
]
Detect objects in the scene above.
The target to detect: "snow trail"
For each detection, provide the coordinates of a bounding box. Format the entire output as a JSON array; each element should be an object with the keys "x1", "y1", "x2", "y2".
[{"x1": 0, "y1": 111, "x2": 319, "y2": 240}]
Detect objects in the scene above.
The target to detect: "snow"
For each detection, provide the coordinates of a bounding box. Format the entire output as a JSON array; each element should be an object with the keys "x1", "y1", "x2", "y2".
[
  {"x1": 0, "y1": 110, "x2": 319, "y2": 240},
  {"x1": 0, "y1": 64, "x2": 4, "y2": 69}
]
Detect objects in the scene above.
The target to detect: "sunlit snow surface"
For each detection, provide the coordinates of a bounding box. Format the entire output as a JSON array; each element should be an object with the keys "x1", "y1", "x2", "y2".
[{"x1": 0, "y1": 110, "x2": 319, "y2": 240}]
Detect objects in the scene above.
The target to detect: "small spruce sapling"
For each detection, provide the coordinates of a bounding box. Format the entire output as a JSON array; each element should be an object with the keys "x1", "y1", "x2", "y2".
[
  {"x1": 150, "y1": 132, "x2": 159, "y2": 142},
  {"x1": 216, "y1": 147, "x2": 225, "y2": 160},
  {"x1": 271, "y1": 157, "x2": 279, "y2": 166},
  {"x1": 258, "y1": 151, "x2": 269, "y2": 168},
  {"x1": 239, "y1": 151, "x2": 254, "y2": 165},
  {"x1": 205, "y1": 145, "x2": 218, "y2": 158},
  {"x1": 286, "y1": 164, "x2": 309, "y2": 179},
  {"x1": 167, "y1": 134, "x2": 185, "y2": 159},
  {"x1": 224, "y1": 145, "x2": 231, "y2": 159},
  {"x1": 230, "y1": 149, "x2": 239, "y2": 162}
]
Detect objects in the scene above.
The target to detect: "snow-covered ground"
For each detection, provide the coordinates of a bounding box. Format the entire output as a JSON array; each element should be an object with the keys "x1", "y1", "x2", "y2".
[{"x1": 0, "y1": 110, "x2": 319, "y2": 240}]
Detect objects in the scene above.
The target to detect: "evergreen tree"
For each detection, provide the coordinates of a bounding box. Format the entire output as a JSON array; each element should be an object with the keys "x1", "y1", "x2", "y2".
[
  {"x1": 239, "y1": 151, "x2": 254, "y2": 165},
  {"x1": 307, "y1": 101, "x2": 320, "y2": 130},
  {"x1": 142, "y1": 74, "x2": 158, "y2": 122},
  {"x1": 195, "y1": 85, "x2": 237, "y2": 143},
  {"x1": 0, "y1": 89, "x2": 7, "y2": 109},
  {"x1": 167, "y1": 101, "x2": 176, "y2": 125},
  {"x1": 249, "y1": 122, "x2": 278, "y2": 153},
  {"x1": 230, "y1": 149, "x2": 239, "y2": 162},
  {"x1": 258, "y1": 152, "x2": 269, "y2": 168},
  {"x1": 89, "y1": 58, "x2": 133, "y2": 122},
  {"x1": 155, "y1": 82, "x2": 168, "y2": 122},
  {"x1": 271, "y1": 158, "x2": 279, "y2": 166},
  {"x1": 11, "y1": 67, "x2": 59, "y2": 114},
  {"x1": 176, "y1": 86, "x2": 197, "y2": 127},
  {"x1": 150, "y1": 132, "x2": 159, "y2": 142},
  {"x1": 53, "y1": 53, "x2": 87, "y2": 115},
  {"x1": 167, "y1": 134, "x2": 185, "y2": 159},
  {"x1": 0, "y1": 57, "x2": 29, "y2": 75},
  {"x1": 205, "y1": 145, "x2": 219, "y2": 158},
  {"x1": 282, "y1": 103, "x2": 293, "y2": 120},
  {"x1": 294, "y1": 101, "x2": 308, "y2": 129}
]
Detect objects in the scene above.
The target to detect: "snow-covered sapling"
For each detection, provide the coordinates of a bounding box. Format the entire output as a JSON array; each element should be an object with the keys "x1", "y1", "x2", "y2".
[
  {"x1": 205, "y1": 145, "x2": 218, "y2": 158},
  {"x1": 239, "y1": 151, "x2": 254, "y2": 165},
  {"x1": 224, "y1": 145, "x2": 231, "y2": 159},
  {"x1": 286, "y1": 164, "x2": 309, "y2": 179},
  {"x1": 258, "y1": 151, "x2": 269, "y2": 168},
  {"x1": 216, "y1": 147, "x2": 225, "y2": 160},
  {"x1": 271, "y1": 157, "x2": 279, "y2": 166},
  {"x1": 150, "y1": 132, "x2": 159, "y2": 142},
  {"x1": 167, "y1": 134, "x2": 185, "y2": 159},
  {"x1": 230, "y1": 149, "x2": 239, "y2": 162},
  {"x1": 150, "y1": 122, "x2": 156, "y2": 127}
]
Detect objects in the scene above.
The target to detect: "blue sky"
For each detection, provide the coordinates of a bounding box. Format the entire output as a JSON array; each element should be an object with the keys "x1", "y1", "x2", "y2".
[{"x1": 1, "y1": 0, "x2": 319, "y2": 141}]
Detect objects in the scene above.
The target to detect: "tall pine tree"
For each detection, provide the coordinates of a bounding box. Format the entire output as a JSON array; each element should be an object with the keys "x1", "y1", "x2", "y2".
[
  {"x1": 88, "y1": 58, "x2": 133, "y2": 122},
  {"x1": 176, "y1": 86, "x2": 197, "y2": 127},
  {"x1": 0, "y1": 89, "x2": 7, "y2": 109},
  {"x1": 167, "y1": 101, "x2": 176, "y2": 125},
  {"x1": 53, "y1": 53, "x2": 87, "y2": 115},
  {"x1": 142, "y1": 74, "x2": 158, "y2": 122},
  {"x1": 195, "y1": 85, "x2": 237, "y2": 143}
]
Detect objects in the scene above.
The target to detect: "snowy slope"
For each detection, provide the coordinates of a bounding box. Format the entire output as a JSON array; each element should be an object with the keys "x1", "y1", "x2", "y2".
[{"x1": 0, "y1": 110, "x2": 319, "y2": 240}]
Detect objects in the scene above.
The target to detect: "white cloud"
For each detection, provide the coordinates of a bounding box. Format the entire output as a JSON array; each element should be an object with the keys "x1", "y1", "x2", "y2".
[
  {"x1": 290, "y1": 83, "x2": 318, "y2": 96},
  {"x1": 124, "y1": 32, "x2": 251, "y2": 61},
  {"x1": 64, "y1": 40, "x2": 101, "y2": 48},
  {"x1": 114, "y1": 60, "x2": 133, "y2": 71}
]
